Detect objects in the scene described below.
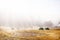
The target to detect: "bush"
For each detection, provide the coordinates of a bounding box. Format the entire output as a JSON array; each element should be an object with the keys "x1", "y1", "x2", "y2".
[
  {"x1": 45, "y1": 28, "x2": 49, "y2": 30},
  {"x1": 39, "y1": 28, "x2": 44, "y2": 30}
]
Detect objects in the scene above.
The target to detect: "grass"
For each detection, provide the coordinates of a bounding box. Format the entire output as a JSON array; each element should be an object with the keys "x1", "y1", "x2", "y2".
[{"x1": 0, "y1": 29, "x2": 60, "y2": 40}]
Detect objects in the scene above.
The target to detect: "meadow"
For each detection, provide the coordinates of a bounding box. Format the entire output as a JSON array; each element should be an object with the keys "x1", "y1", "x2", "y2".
[{"x1": 0, "y1": 29, "x2": 60, "y2": 40}]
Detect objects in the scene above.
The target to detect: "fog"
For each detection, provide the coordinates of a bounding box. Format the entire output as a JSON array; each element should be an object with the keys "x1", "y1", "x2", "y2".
[{"x1": 0, "y1": 0, "x2": 60, "y2": 30}]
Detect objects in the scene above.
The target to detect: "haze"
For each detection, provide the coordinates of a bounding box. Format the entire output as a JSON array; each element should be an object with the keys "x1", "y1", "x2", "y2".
[{"x1": 0, "y1": 0, "x2": 60, "y2": 27}]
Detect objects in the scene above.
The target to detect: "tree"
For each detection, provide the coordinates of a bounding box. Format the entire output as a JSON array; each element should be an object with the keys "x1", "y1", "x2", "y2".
[
  {"x1": 39, "y1": 28, "x2": 44, "y2": 30},
  {"x1": 45, "y1": 28, "x2": 49, "y2": 30}
]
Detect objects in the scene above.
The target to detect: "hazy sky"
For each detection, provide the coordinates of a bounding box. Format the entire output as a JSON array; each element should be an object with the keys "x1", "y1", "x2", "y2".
[{"x1": 0, "y1": 0, "x2": 60, "y2": 24}]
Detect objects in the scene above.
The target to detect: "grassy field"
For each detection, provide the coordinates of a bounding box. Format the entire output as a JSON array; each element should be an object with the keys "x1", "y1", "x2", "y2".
[{"x1": 0, "y1": 29, "x2": 60, "y2": 40}]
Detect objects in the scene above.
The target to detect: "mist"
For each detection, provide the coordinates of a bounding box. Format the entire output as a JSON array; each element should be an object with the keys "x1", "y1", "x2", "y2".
[{"x1": 0, "y1": 0, "x2": 60, "y2": 30}]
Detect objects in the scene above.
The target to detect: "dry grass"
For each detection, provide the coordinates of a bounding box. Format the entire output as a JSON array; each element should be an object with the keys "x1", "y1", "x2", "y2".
[{"x1": 0, "y1": 29, "x2": 60, "y2": 40}]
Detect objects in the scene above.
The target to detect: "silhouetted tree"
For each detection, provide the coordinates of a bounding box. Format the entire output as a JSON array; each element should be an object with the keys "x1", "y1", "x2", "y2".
[
  {"x1": 45, "y1": 28, "x2": 49, "y2": 30},
  {"x1": 39, "y1": 28, "x2": 43, "y2": 30}
]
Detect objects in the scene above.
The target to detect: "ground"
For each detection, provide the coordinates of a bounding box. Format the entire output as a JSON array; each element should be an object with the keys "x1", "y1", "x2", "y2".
[{"x1": 0, "y1": 29, "x2": 60, "y2": 40}]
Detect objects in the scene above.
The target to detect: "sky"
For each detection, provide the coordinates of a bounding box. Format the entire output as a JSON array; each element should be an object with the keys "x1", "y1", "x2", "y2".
[{"x1": 0, "y1": 0, "x2": 60, "y2": 26}]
